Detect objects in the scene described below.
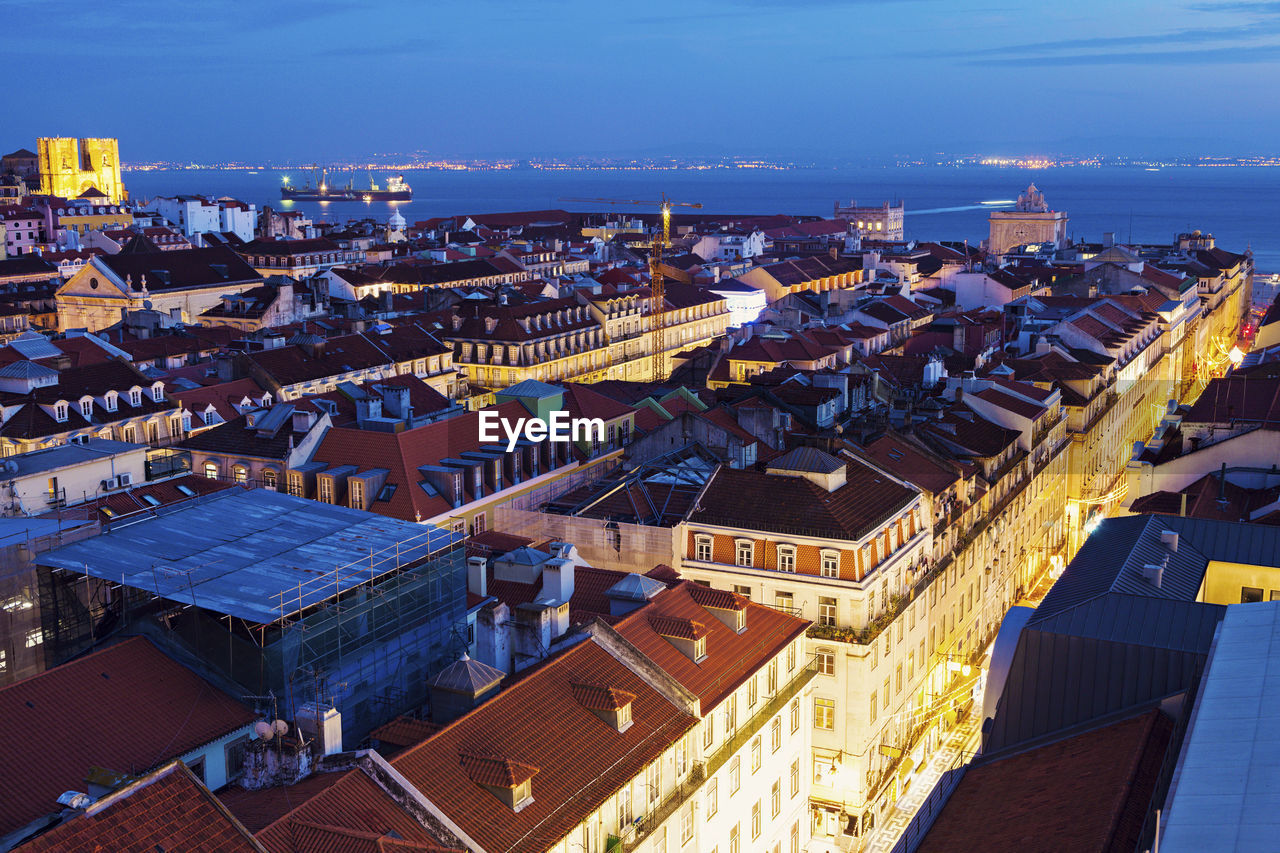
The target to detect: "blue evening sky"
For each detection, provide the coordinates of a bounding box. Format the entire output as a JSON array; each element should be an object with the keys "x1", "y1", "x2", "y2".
[{"x1": 5, "y1": 0, "x2": 1278, "y2": 161}]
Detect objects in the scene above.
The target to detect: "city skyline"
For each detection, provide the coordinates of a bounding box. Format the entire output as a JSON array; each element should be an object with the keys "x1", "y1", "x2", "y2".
[{"x1": 9, "y1": 0, "x2": 1280, "y2": 162}]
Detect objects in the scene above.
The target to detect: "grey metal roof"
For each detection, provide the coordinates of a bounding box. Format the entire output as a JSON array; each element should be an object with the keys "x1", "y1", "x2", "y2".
[
  {"x1": 498, "y1": 379, "x2": 564, "y2": 399},
  {"x1": 766, "y1": 446, "x2": 845, "y2": 475},
  {"x1": 1162, "y1": 601, "x2": 1280, "y2": 852},
  {"x1": 432, "y1": 653, "x2": 504, "y2": 694},
  {"x1": 7, "y1": 334, "x2": 64, "y2": 362},
  {"x1": 0, "y1": 359, "x2": 59, "y2": 380},
  {"x1": 2, "y1": 439, "x2": 145, "y2": 477},
  {"x1": 986, "y1": 594, "x2": 1224, "y2": 755},
  {"x1": 37, "y1": 489, "x2": 459, "y2": 624},
  {"x1": 1032, "y1": 514, "x2": 1280, "y2": 625},
  {"x1": 605, "y1": 573, "x2": 667, "y2": 603}
]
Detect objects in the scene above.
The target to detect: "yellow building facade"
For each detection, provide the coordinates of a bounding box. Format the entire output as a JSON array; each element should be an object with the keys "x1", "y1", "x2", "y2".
[{"x1": 37, "y1": 137, "x2": 126, "y2": 204}]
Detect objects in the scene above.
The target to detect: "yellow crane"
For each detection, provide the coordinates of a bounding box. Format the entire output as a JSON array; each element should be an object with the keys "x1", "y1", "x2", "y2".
[{"x1": 560, "y1": 195, "x2": 703, "y2": 381}]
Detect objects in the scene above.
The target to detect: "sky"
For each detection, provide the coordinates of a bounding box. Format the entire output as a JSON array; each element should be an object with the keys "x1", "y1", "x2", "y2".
[{"x1": 6, "y1": 0, "x2": 1280, "y2": 162}]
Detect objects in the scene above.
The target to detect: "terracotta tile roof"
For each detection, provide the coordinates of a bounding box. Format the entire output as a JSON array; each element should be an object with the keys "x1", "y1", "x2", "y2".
[
  {"x1": 392, "y1": 635, "x2": 697, "y2": 853},
  {"x1": 370, "y1": 717, "x2": 443, "y2": 751},
  {"x1": 14, "y1": 763, "x2": 263, "y2": 853},
  {"x1": 916, "y1": 710, "x2": 1173, "y2": 853},
  {"x1": 687, "y1": 583, "x2": 746, "y2": 611},
  {"x1": 0, "y1": 637, "x2": 255, "y2": 837},
  {"x1": 973, "y1": 387, "x2": 1047, "y2": 420},
  {"x1": 1184, "y1": 376, "x2": 1280, "y2": 425},
  {"x1": 860, "y1": 434, "x2": 961, "y2": 495},
  {"x1": 689, "y1": 458, "x2": 917, "y2": 542},
  {"x1": 218, "y1": 769, "x2": 350, "y2": 833},
  {"x1": 460, "y1": 753, "x2": 540, "y2": 787},
  {"x1": 98, "y1": 246, "x2": 261, "y2": 292},
  {"x1": 559, "y1": 382, "x2": 636, "y2": 422},
  {"x1": 37, "y1": 474, "x2": 238, "y2": 524},
  {"x1": 570, "y1": 683, "x2": 636, "y2": 711},
  {"x1": 615, "y1": 583, "x2": 809, "y2": 709},
  {"x1": 255, "y1": 768, "x2": 456, "y2": 853},
  {"x1": 648, "y1": 615, "x2": 710, "y2": 641}
]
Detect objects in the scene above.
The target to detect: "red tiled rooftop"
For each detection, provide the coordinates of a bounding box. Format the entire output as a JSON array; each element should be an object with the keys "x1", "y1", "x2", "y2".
[
  {"x1": 570, "y1": 683, "x2": 637, "y2": 711},
  {"x1": 460, "y1": 753, "x2": 540, "y2": 787},
  {"x1": 0, "y1": 636, "x2": 255, "y2": 837},
  {"x1": 14, "y1": 763, "x2": 262, "y2": 853},
  {"x1": 648, "y1": 615, "x2": 710, "y2": 641}
]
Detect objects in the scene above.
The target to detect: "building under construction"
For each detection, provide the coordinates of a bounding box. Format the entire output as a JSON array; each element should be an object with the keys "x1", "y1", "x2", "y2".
[{"x1": 35, "y1": 488, "x2": 466, "y2": 743}]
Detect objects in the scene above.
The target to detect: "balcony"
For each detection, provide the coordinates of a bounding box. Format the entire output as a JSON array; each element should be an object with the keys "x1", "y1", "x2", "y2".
[
  {"x1": 45, "y1": 487, "x2": 66, "y2": 508},
  {"x1": 706, "y1": 654, "x2": 820, "y2": 779},
  {"x1": 620, "y1": 762, "x2": 706, "y2": 852}
]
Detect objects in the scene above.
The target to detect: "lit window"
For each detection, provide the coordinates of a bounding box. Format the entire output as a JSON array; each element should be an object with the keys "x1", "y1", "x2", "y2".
[
  {"x1": 349, "y1": 479, "x2": 364, "y2": 509},
  {"x1": 814, "y1": 697, "x2": 835, "y2": 730},
  {"x1": 818, "y1": 596, "x2": 837, "y2": 627},
  {"x1": 695, "y1": 534, "x2": 713, "y2": 562},
  {"x1": 203, "y1": 461, "x2": 219, "y2": 480},
  {"x1": 25, "y1": 628, "x2": 42, "y2": 648},
  {"x1": 232, "y1": 465, "x2": 248, "y2": 485},
  {"x1": 817, "y1": 649, "x2": 835, "y2": 676}
]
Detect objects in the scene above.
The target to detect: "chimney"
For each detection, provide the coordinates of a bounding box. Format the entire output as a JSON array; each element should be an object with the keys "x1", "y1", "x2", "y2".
[
  {"x1": 294, "y1": 703, "x2": 342, "y2": 756},
  {"x1": 1142, "y1": 563, "x2": 1164, "y2": 588},
  {"x1": 1160, "y1": 530, "x2": 1178, "y2": 552},
  {"x1": 467, "y1": 556, "x2": 488, "y2": 597},
  {"x1": 540, "y1": 556, "x2": 575, "y2": 603}
]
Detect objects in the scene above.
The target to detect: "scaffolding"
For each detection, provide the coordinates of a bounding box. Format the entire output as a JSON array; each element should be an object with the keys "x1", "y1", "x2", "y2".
[{"x1": 35, "y1": 489, "x2": 468, "y2": 743}]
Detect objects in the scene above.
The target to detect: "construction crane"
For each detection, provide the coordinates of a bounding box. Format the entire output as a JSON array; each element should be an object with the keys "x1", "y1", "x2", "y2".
[{"x1": 560, "y1": 195, "x2": 702, "y2": 381}]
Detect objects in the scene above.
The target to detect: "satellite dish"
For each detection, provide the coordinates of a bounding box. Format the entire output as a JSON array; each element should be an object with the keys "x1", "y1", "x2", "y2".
[
  {"x1": 254, "y1": 720, "x2": 275, "y2": 740},
  {"x1": 272, "y1": 719, "x2": 289, "y2": 736}
]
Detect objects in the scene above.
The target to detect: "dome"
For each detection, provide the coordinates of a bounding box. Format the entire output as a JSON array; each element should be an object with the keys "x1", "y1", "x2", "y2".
[{"x1": 388, "y1": 210, "x2": 406, "y2": 229}]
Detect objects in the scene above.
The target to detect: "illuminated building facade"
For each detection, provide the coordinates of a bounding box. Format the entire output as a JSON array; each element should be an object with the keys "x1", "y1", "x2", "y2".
[
  {"x1": 36, "y1": 137, "x2": 126, "y2": 204},
  {"x1": 833, "y1": 199, "x2": 905, "y2": 241},
  {"x1": 987, "y1": 184, "x2": 1068, "y2": 256}
]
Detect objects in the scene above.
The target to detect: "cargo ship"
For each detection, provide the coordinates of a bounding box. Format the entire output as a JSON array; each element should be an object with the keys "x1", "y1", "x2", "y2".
[{"x1": 281, "y1": 170, "x2": 412, "y2": 202}]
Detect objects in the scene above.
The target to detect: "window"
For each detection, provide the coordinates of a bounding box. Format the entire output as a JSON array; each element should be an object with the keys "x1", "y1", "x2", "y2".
[
  {"x1": 882, "y1": 678, "x2": 890, "y2": 709},
  {"x1": 790, "y1": 697, "x2": 800, "y2": 733},
  {"x1": 817, "y1": 649, "x2": 835, "y2": 676},
  {"x1": 733, "y1": 584, "x2": 752, "y2": 600},
  {"x1": 768, "y1": 659, "x2": 778, "y2": 694},
  {"x1": 203, "y1": 461, "x2": 219, "y2": 479},
  {"x1": 896, "y1": 663, "x2": 903, "y2": 695},
  {"x1": 25, "y1": 628, "x2": 42, "y2": 648},
  {"x1": 791, "y1": 821, "x2": 800, "y2": 853},
  {"x1": 319, "y1": 477, "x2": 333, "y2": 503},
  {"x1": 735, "y1": 540, "x2": 753, "y2": 567},
  {"x1": 80, "y1": 399, "x2": 93, "y2": 418},
  {"x1": 703, "y1": 714, "x2": 715, "y2": 749},
  {"x1": 730, "y1": 756, "x2": 741, "y2": 793},
  {"x1": 654, "y1": 826, "x2": 667, "y2": 853},
  {"x1": 54, "y1": 403, "x2": 68, "y2": 422},
  {"x1": 751, "y1": 801, "x2": 762, "y2": 839},
  {"x1": 618, "y1": 784, "x2": 633, "y2": 828},
  {"x1": 186, "y1": 756, "x2": 206, "y2": 783},
  {"x1": 790, "y1": 758, "x2": 800, "y2": 797},
  {"x1": 869, "y1": 691, "x2": 878, "y2": 723},
  {"x1": 771, "y1": 779, "x2": 781, "y2": 817},
  {"x1": 787, "y1": 642, "x2": 796, "y2": 672},
  {"x1": 262, "y1": 469, "x2": 277, "y2": 491},
  {"x1": 729, "y1": 823, "x2": 740, "y2": 853},
  {"x1": 695, "y1": 534, "x2": 713, "y2": 562},
  {"x1": 778, "y1": 544, "x2": 797, "y2": 572},
  {"x1": 681, "y1": 802, "x2": 694, "y2": 845},
  {"x1": 724, "y1": 694, "x2": 737, "y2": 732},
  {"x1": 130, "y1": 389, "x2": 142, "y2": 407},
  {"x1": 771, "y1": 716, "x2": 782, "y2": 752},
  {"x1": 818, "y1": 596, "x2": 837, "y2": 627},
  {"x1": 820, "y1": 550, "x2": 839, "y2": 578},
  {"x1": 814, "y1": 698, "x2": 835, "y2": 730},
  {"x1": 349, "y1": 479, "x2": 364, "y2": 509},
  {"x1": 707, "y1": 777, "x2": 718, "y2": 817},
  {"x1": 232, "y1": 465, "x2": 248, "y2": 485},
  {"x1": 748, "y1": 675, "x2": 758, "y2": 708},
  {"x1": 1242, "y1": 586, "x2": 1264, "y2": 603}
]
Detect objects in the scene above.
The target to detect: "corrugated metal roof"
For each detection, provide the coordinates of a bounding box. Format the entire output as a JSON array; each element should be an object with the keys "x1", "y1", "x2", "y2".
[{"x1": 37, "y1": 489, "x2": 459, "y2": 623}]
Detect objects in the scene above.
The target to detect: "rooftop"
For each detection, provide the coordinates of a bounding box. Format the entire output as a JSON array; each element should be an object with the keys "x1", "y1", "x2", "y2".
[{"x1": 36, "y1": 489, "x2": 459, "y2": 623}]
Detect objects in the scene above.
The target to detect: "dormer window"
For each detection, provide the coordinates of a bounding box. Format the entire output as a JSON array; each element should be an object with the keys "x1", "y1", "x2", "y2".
[
  {"x1": 460, "y1": 753, "x2": 538, "y2": 813},
  {"x1": 571, "y1": 683, "x2": 636, "y2": 733},
  {"x1": 777, "y1": 544, "x2": 797, "y2": 573},
  {"x1": 735, "y1": 539, "x2": 754, "y2": 567},
  {"x1": 129, "y1": 389, "x2": 142, "y2": 407},
  {"x1": 54, "y1": 403, "x2": 68, "y2": 423},
  {"x1": 79, "y1": 399, "x2": 93, "y2": 418},
  {"x1": 104, "y1": 391, "x2": 118, "y2": 412},
  {"x1": 650, "y1": 616, "x2": 710, "y2": 663},
  {"x1": 820, "y1": 550, "x2": 840, "y2": 579},
  {"x1": 151, "y1": 383, "x2": 164, "y2": 403},
  {"x1": 694, "y1": 534, "x2": 713, "y2": 563}
]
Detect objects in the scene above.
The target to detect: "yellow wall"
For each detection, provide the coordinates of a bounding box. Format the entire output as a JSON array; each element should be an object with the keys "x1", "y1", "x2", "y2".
[{"x1": 1200, "y1": 561, "x2": 1280, "y2": 605}]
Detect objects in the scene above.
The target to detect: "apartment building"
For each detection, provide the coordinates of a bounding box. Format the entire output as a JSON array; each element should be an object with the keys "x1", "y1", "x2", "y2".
[{"x1": 396, "y1": 580, "x2": 814, "y2": 853}]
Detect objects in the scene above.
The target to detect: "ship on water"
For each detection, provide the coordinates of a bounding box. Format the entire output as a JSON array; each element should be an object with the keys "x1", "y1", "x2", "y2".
[{"x1": 281, "y1": 169, "x2": 412, "y2": 201}]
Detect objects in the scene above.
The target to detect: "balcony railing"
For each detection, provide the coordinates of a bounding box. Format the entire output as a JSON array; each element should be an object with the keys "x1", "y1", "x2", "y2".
[
  {"x1": 706, "y1": 654, "x2": 820, "y2": 779},
  {"x1": 620, "y1": 762, "x2": 707, "y2": 852}
]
